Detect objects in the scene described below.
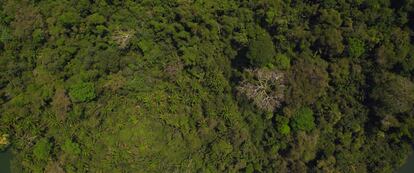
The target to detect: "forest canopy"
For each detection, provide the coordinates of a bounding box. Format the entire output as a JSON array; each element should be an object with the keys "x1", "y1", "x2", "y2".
[{"x1": 1, "y1": 0, "x2": 414, "y2": 173}]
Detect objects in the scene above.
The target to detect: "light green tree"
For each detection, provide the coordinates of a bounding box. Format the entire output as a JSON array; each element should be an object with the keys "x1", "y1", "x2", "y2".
[
  {"x1": 33, "y1": 138, "x2": 52, "y2": 161},
  {"x1": 291, "y1": 107, "x2": 316, "y2": 132}
]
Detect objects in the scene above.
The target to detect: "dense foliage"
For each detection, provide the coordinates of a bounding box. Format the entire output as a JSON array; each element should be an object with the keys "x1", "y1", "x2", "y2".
[{"x1": 1, "y1": 0, "x2": 414, "y2": 172}]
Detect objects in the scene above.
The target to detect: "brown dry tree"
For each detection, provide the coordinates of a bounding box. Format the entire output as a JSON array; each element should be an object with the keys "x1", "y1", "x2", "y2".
[{"x1": 237, "y1": 68, "x2": 286, "y2": 112}]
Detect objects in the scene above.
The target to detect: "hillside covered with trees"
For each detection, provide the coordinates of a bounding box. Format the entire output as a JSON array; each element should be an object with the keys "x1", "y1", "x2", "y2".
[{"x1": 1, "y1": 0, "x2": 414, "y2": 172}]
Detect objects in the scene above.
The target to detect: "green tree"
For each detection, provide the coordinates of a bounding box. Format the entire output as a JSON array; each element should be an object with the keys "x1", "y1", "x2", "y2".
[
  {"x1": 318, "y1": 28, "x2": 344, "y2": 56},
  {"x1": 347, "y1": 38, "x2": 365, "y2": 58},
  {"x1": 68, "y1": 82, "x2": 96, "y2": 102},
  {"x1": 212, "y1": 140, "x2": 233, "y2": 157},
  {"x1": 33, "y1": 138, "x2": 52, "y2": 161},
  {"x1": 58, "y1": 12, "x2": 80, "y2": 28},
  {"x1": 274, "y1": 54, "x2": 290, "y2": 70},
  {"x1": 86, "y1": 13, "x2": 105, "y2": 25},
  {"x1": 319, "y1": 9, "x2": 342, "y2": 28},
  {"x1": 32, "y1": 29, "x2": 45, "y2": 44},
  {"x1": 291, "y1": 107, "x2": 315, "y2": 132},
  {"x1": 275, "y1": 116, "x2": 290, "y2": 135},
  {"x1": 62, "y1": 139, "x2": 81, "y2": 155},
  {"x1": 246, "y1": 29, "x2": 276, "y2": 67}
]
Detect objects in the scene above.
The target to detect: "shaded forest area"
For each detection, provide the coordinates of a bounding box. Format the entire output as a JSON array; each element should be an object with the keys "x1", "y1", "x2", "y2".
[{"x1": 1, "y1": 0, "x2": 414, "y2": 172}]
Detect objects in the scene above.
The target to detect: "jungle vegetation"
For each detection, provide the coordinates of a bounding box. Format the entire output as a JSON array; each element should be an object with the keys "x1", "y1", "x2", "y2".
[{"x1": 1, "y1": 0, "x2": 414, "y2": 172}]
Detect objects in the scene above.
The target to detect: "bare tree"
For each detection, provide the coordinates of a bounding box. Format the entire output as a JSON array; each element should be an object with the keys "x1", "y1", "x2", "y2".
[
  {"x1": 237, "y1": 68, "x2": 285, "y2": 112},
  {"x1": 51, "y1": 88, "x2": 71, "y2": 121},
  {"x1": 112, "y1": 30, "x2": 135, "y2": 49}
]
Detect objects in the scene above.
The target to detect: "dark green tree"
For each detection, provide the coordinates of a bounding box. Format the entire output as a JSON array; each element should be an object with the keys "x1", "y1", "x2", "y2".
[{"x1": 246, "y1": 28, "x2": 276, "y2": 67}]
